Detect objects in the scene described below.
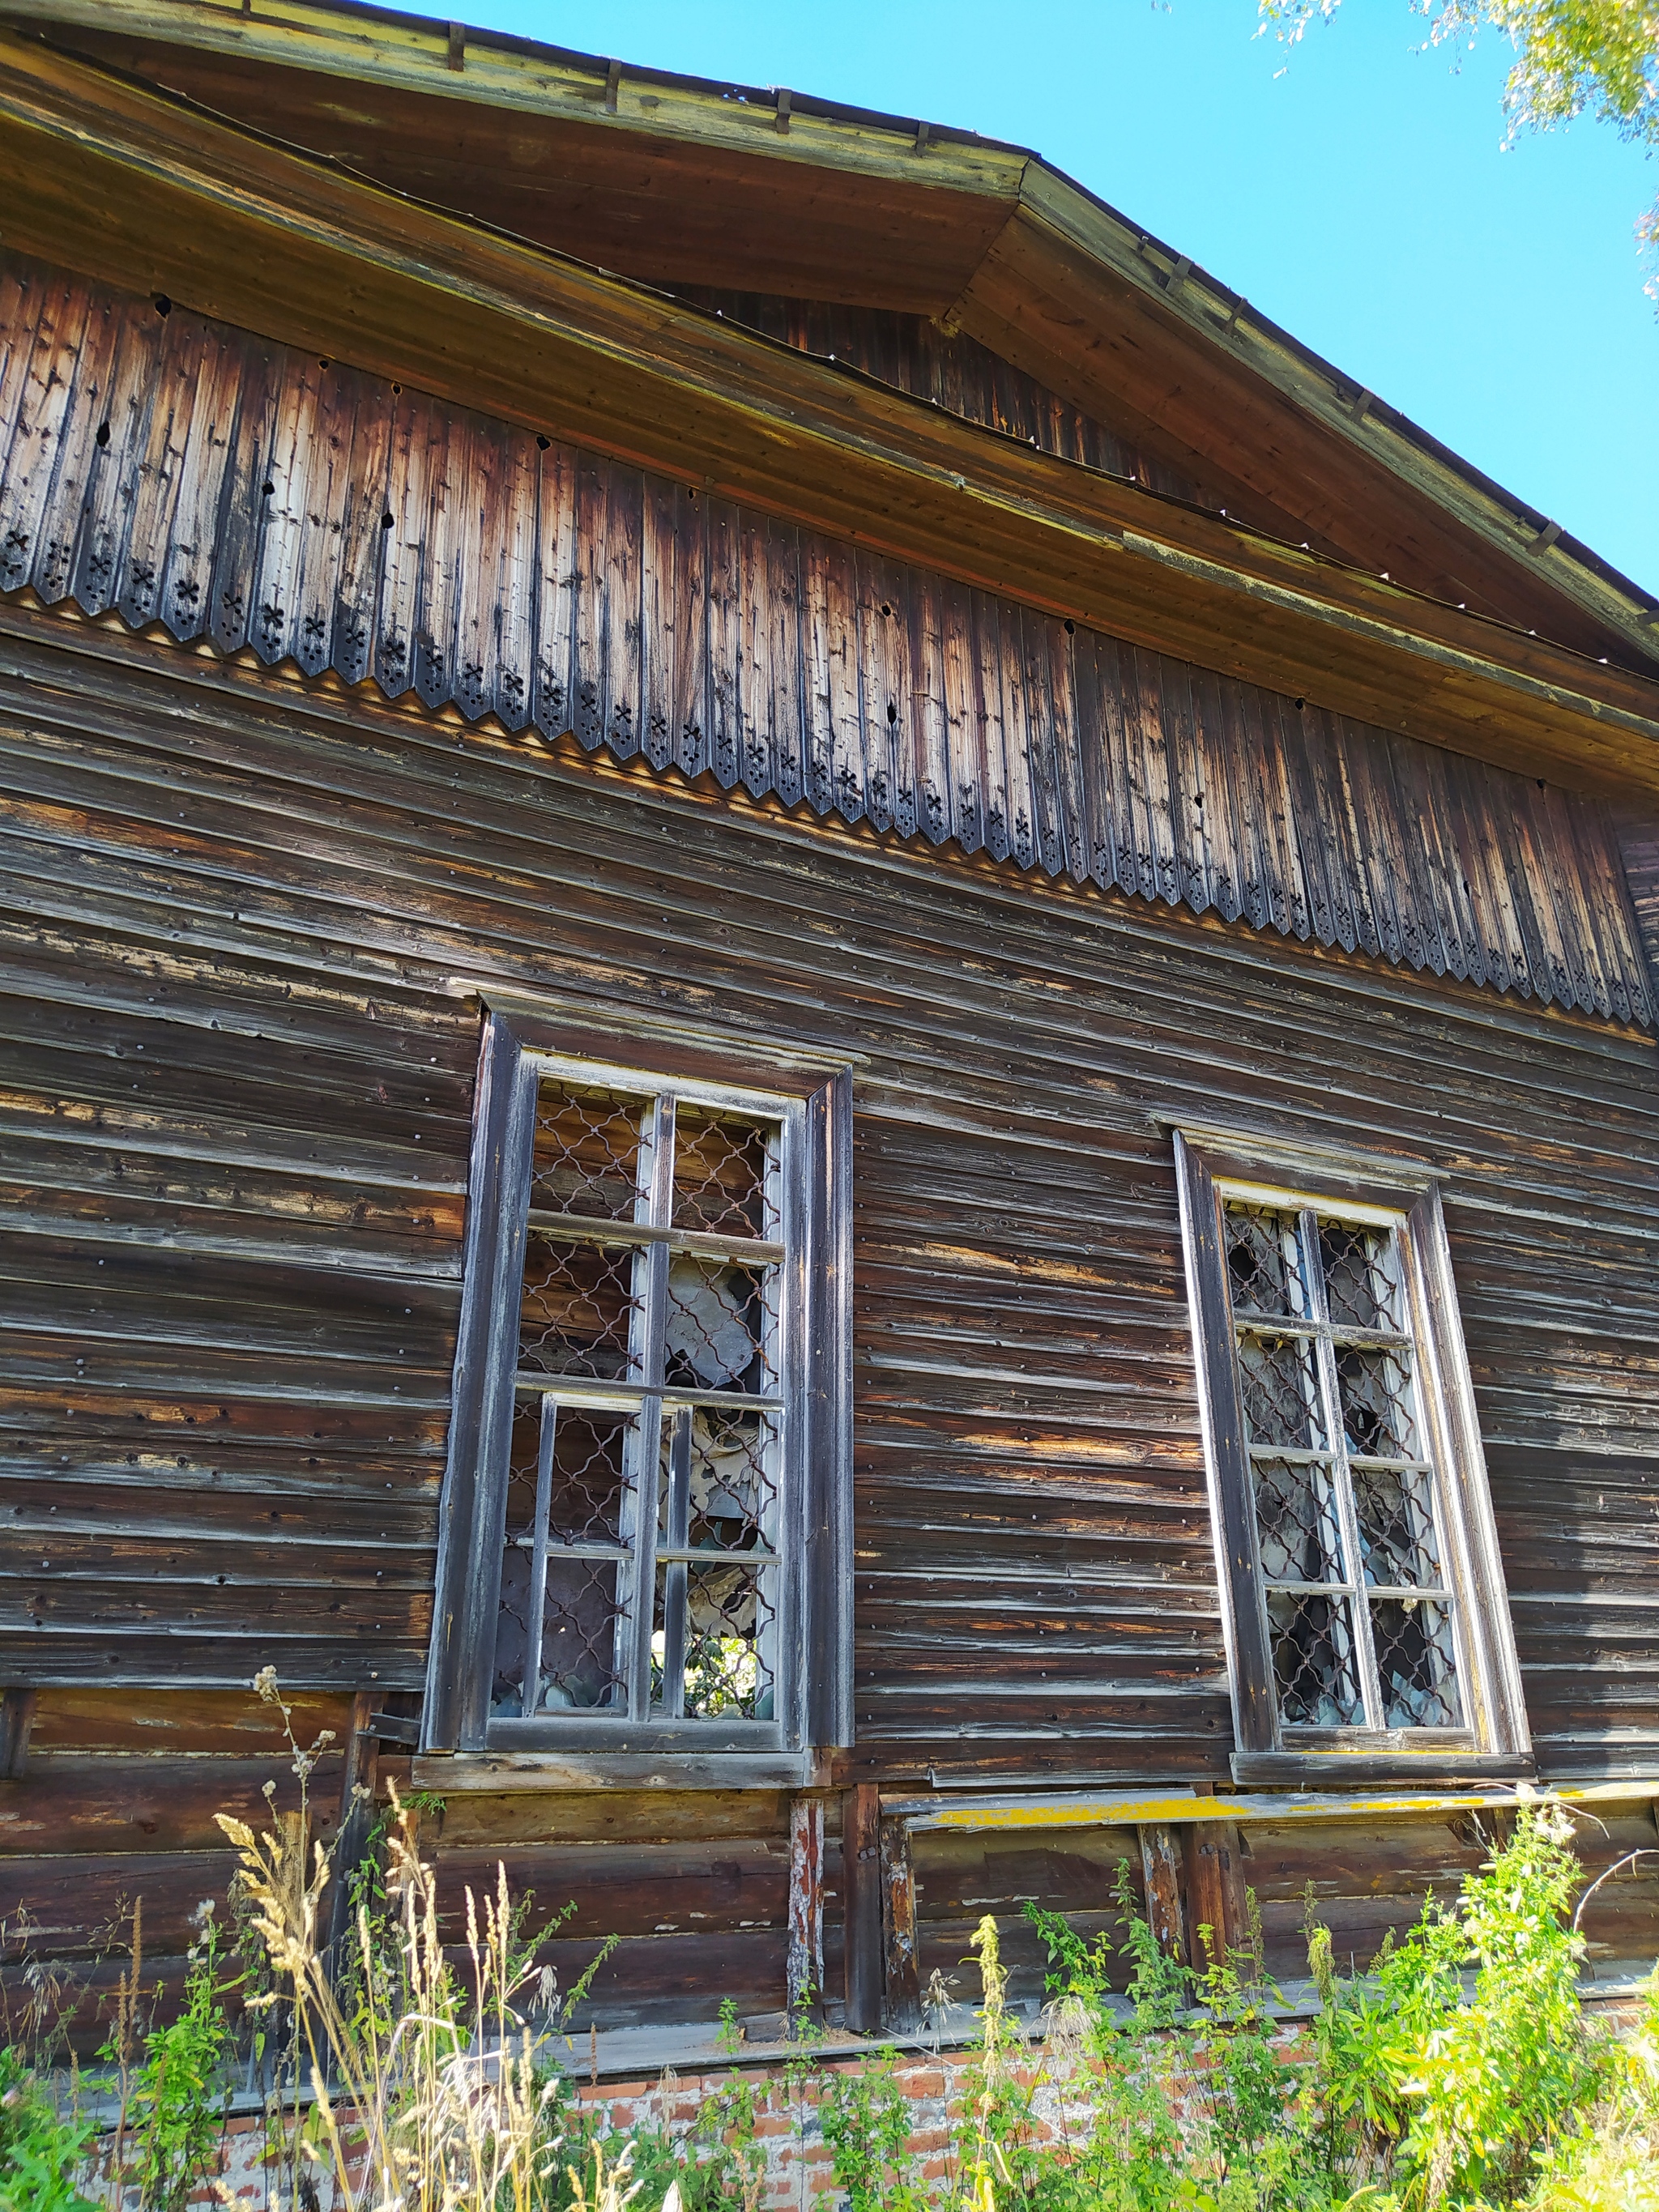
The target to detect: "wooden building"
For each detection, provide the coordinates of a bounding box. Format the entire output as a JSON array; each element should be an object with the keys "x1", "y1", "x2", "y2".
[{"x1": 3, "y1": 0, "x2": 1659, "y2": 2044}]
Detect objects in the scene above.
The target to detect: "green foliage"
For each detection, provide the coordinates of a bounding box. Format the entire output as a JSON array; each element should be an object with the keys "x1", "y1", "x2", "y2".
[
  {"x1": 1257, "y1": 0, "x2": 1659, "y2": 292},
  {"x1": 106, "y1": 1904, "x2": 234, "y2": 2212},
  {"x1": 0, "y1": 2050, "x2": 97, "y2": 2212},
  {"x1": 1296, "y1": 1806, "x2": 1610, "y2": 2211},
  {"x1": 1028, "y1": 1865, "x2": 1312, "y2": 2212},
  {"x1": 1259, "y1": 0, "x2": 1659, "y2": 141},
  {"x1": 1398, "y1": 1806, "x2": 1602, "y2": 2206},
  {"x1": 820, "y1": 2048, "x2": 928, "y2": 2212},
  {"x1": 1514, "y1": 1954, "x2": 1659, "y2": 2212},
  {"x1": 677, "y1": 2065, "x2": 767, "y2": 2211}
]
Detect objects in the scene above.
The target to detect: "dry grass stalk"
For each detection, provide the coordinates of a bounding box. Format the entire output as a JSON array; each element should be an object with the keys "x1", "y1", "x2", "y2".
[{"x1": 216, "y1": 1783, "x2": 611, "y2": 2212}]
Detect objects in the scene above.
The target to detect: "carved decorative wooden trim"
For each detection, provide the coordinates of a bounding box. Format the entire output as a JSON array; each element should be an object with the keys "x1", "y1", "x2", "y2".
[{"x1": 0, "y1": 257, "x2": 1648, "y2": 1026}]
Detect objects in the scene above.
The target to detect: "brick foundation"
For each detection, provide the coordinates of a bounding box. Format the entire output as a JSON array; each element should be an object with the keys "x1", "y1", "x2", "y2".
[{"x1": 75, "y1": 1988, "x2": 1649, "y2": 2211}]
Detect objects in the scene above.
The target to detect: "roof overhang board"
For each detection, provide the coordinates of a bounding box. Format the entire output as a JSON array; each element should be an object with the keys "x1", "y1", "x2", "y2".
[
  {"x1": 952, "y1": 192, "x2": 1648, "y2": 667},
  {"x1": 2, "y1": 29, "x2": 1657, "y2": 798},
  {"x1": 0, "y1": 0, "x2": 1030, "y2": 198},
  {"x1": 6, "y1": 0, "x2": 1653, "y2": 671},
  {"x1": 26, "y1": 23, "x2": 1021, "y2": 314}
]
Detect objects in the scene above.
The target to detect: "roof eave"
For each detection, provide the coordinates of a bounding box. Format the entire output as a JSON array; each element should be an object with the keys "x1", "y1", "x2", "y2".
[{"x1": 3, "y1": 22, "x2": 1655, "y2": 800}]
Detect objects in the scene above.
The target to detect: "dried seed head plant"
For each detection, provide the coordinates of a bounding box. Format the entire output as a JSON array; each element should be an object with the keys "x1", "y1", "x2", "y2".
[{"x1": 215, "y1": 1672, "x2": 622, "y2": 2212}]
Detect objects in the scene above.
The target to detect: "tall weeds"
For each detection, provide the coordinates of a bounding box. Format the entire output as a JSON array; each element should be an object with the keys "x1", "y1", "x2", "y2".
[{"x1": 3, "y1": 1732, "x2": 1657, "y2": 2212}]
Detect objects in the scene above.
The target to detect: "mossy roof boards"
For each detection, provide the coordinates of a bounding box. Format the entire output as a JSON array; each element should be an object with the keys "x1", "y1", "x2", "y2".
[{"x1": 0, "y1": 0, "x2": 1656, "y2": 796}]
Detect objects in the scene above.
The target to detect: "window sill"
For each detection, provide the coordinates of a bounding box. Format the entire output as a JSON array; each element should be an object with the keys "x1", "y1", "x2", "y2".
[
  {"x1": 484, "y1": 1717, "x2": 785, "y2": 1754},
  {"x1": 412, "y1": 1749, "x2": 827, "y2": 1792},
  {"x1": 1232, "y1": 1749, "x2": 1536, "y2": 1789}
]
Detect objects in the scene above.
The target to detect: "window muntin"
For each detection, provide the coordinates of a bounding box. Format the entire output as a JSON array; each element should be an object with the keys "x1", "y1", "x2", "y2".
[
  {"x1": 489, "y1": 1068, "x2": 796, "y2": 1737},
  {"x1": 1223, "y1": 1197, "x2": 1465, "y2": 1740}
]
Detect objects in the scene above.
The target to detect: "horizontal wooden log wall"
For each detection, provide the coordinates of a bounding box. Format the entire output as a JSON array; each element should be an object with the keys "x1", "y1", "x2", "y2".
[
  {"x1": 3, "y1": 601, "x2": 1659, "y2": 2024},
  {"x1": 7, "y1": 1699, "x2": 1658, "y2": 2039},
  {"x1": 0, "y1": 255, "x2": 1648, "y2": 1028}
]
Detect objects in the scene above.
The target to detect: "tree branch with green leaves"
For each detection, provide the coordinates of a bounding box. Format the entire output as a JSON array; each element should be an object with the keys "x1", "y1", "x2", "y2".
[{"x1": 1259, "y1": 0, "x2": 1659, "y2": 297}]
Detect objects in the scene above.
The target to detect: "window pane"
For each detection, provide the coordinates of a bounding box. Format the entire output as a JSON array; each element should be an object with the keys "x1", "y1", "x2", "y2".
[
  {"x1": 1251, "y1": 1455, "x2": 1346, "y2": 1584},
  {"x1": 531, "y1": 1559, "x2": 628, "y2": 1713},
  {"x1": 492, "y1": 1072, "x2": 795, "y2": 1741},
  {"x1": 1226, "y1": 1204, "x2": 1311, "y2": 1319},
  {"x1": 494, "y1": 1545, "x2": 626, "y2": 1718},
  {"x1": 665, "y1": 1255, "x2": 771, "y2": 1393},
  {"x1": 1209, "y1": 1186, "x2": 1473, "y2": 1746},
  {"x1": 1335, "y1": 1344, "x2": 1418, "y2": 1459},
  {"x1": 546, "y1": 1406, "x2": 634, "y2": 1548},
  {"x1": 1352, "y1": 1462, "x2": 1443, "y2": 1589},
  {"x1": 492, "y1": 1404, "x2": 636, "y2": 1719},
  {"x1": 672, "y1": 1106, "x2": 776, "y2": 1238},
  {"x1": 1319, "y1": 1219, "x2": 1402, "y2": 1332},
  {"x1": 1372, "y1": 1596, "x2": 1462, "y2": 1728},
  {"x1": 533, "y1": 1083, "x2": 645, "y2": 1220},
  {"x1": 1237, "y1": 1332, "x2": 1326, "y2": 1450},
  {"x1": 659, "y1": 1406, "x2": 779, "y2": 1554},
  {"x1": 519, "y1": 1235, "x2": 642, "y2": 1381},
  {"x1": 654, "y1": 1562, "x2": 776, "y2": 1720},
  {"x1": 1269, "y1": 1589, "x2": 1366, "y2": 1726}
]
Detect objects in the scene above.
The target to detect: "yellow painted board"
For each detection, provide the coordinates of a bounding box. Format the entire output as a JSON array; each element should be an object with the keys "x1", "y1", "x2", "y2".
[{"x1": 893, "y1": 1780, "x2": 1659, "y2": 1833}]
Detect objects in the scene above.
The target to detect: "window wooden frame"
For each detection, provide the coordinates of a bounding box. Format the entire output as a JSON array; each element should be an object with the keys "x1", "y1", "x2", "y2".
[
  {"x1": 424, "y1": 1003, "x2": 854, "y2": 1771},
  {"x1": 1172, "y1": 1124, "x2": 1533, "y2": 1788}
]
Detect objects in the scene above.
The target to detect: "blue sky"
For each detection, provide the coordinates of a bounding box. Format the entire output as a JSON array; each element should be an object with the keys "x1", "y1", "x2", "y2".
[{"x1": 416, "y1": 0, "x2": 1657, "y2": 595}]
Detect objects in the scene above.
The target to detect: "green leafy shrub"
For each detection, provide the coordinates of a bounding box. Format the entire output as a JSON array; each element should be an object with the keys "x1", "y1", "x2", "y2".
[
  {"x1": 0, "y1": 2049, "x2": 96, "y2": 2212},
  {"x1": 2, "y1": 1724, "x2": 1654, "y2": 2212},
  {"x1": 115, "y1": 1905, "x2": 234, "y2": 2212},
  {"x1": 820, "y1": 2046, "x2": 928, "y2": 2212}
]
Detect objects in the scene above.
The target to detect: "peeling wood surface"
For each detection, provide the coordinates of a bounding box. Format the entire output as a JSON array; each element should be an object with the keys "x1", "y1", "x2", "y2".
[
  {"x1": 889, "y1": 1780, "x2": 1659, "y2": 1829},
  {"x1": 1137, "y1": 1820, "x2": 1184, "y2": 1958},
  {"x1": 0, "y1": 259, "x2": 1649, "y2": 1026},
  {"x1": 4, "y1": 548, "x2": 1659, "y2": 2028},
  {"x1": 843, "y1": 1782, "x2": 881, "y2": 2033},
  {"x1": 12, "y1": 0, "x2": 1653, "y2": 676},
  {"x1": 787, "y1": 1795, "x2": 825, "y2": 2014},
  {"x1": 879, "y1": 1810, "x2": 922, "y2": 2031}
]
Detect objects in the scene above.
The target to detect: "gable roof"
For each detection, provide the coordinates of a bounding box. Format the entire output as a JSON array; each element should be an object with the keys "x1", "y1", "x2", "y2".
[
  {"x1": 0, "y1": 0, "x2": 1657, "y2": 812},
  {"x1": 8, "y1": 0, "x2": 1654, "y2": 678}
]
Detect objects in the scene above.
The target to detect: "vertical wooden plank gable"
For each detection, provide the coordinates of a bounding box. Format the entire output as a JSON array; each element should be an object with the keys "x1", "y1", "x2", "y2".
[
  {"x1": 0, "y1": 255, "x2": 1648, "y2": 1030},
  {"x1": 23, "y1": 283, "x2": 117, "y2": 615},
  {"x1": 0, "y1": 274, "x2": 93, "y2": 601}
]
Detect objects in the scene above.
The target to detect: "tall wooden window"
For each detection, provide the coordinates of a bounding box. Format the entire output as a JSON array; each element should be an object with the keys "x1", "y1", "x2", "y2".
[
  {"x1": 1174, "y1": 1128, "x2": 1531, "y2": 1788},
  {"x1": 425, "y1": 1008, "x2": 852, "y2": 1770}
]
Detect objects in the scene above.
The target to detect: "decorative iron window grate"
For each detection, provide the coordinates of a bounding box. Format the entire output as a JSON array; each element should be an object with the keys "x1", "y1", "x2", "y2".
[
  {"x1": 424, "y1": 1005, "x2": 852, "y2": 1770},
  {"x1": 1173, "y1": 1127, "x2": 1532, "y2": 1787},
  {"x1": 1224, "y1": 1200, "x2": 1462, "y2": 1737},
  {"x1": 497, "y1": 1077, "x2": 791, "y2": 1728}
]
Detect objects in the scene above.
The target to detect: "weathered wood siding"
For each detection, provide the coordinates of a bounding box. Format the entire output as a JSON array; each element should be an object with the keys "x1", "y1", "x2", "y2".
[
  {"x1": 4, "y1": 601, "x2": 1659, "y2": 2018},
  {"x1": 5, "y1": 247, "x2": 1659, "y2": 2032},
  {"x1": 0, "y1": 258, "x2": 1648, "y2": 1025},
  {"x1": 675, "y1": 287, "x2": 1201, "y2": 504},
  {"x1": 2, "y1": 595, "x2": 1657, "y2": 1739}
]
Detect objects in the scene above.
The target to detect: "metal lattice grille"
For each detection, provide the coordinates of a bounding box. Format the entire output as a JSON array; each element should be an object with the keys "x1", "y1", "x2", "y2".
[
  {"x1": 492, "y1": 1072, "x2": 790, "y2": 1730},
  {"x1": 1224, "y1": 1200, "x2": 1464, "y2": 1736}
]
